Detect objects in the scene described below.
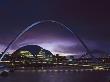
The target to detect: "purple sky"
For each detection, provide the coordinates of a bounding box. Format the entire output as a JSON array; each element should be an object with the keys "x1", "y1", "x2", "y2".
[{"x1": 0, "y1": 0, "x2": 110, "y2": 56}]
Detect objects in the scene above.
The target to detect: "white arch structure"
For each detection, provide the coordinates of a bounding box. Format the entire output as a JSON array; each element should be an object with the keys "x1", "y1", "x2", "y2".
[{"x1": 0, "y1": 20, "x2": 93, "y2": 61}]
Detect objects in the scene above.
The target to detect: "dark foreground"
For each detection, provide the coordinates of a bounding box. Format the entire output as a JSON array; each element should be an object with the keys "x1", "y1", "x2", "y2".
[{"x1": 0, "y1": 70, "x2": 110, "y2": 82}]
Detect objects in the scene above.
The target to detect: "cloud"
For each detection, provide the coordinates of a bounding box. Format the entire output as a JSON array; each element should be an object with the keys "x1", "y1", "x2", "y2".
[
  {"x1": 0, "y1": 44, "x2": 6, "y2": 52},
  {"x1": 16, "y1": 38, "x2": 83, "y2": 56}
]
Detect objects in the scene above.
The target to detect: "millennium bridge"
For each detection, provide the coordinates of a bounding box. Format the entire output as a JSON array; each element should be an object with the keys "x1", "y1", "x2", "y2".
[{"x1": 0, "y1": 20, "x2": 110, "y2": 72}]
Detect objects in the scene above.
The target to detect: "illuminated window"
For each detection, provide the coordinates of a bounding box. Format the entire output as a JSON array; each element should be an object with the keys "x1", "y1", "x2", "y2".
[{"x1": 20, "y1": 51, "x2": 33, "y2": 58}]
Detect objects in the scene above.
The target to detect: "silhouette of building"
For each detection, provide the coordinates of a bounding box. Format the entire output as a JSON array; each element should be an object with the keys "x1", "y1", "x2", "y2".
[{"x1": 7, "y1": 45, "x2": 53, "y2": 66}]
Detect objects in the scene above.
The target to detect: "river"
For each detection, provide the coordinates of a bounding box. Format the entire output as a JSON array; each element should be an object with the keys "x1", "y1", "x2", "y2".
[{"x1": 0, "y1": 70, "x2": 110, "y2": 82}]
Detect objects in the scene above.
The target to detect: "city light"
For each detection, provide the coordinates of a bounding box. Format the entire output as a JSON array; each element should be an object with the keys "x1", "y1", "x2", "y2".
[{"x1": 0, "y1": 45, "x2": 110, "y2": 72}]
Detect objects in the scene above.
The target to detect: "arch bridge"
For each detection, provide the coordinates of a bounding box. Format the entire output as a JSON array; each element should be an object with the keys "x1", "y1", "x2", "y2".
[{"x1": 0, "y1": 20, "x2": 96, "y2": 62}]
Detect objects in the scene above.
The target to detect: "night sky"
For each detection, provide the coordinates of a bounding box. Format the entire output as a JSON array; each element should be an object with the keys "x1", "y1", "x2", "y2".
[{"x1": 0, "y1": 0, "x2": 110, "y2": 56}]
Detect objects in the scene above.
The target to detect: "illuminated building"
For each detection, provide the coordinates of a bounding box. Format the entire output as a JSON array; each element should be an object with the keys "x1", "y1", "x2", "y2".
[
  {"x1": 0, "y1": 45, "x2": 110, "y2": 71},
  {"x1": 20, "y1": 51, "x2": 34, "y2": 58},
  {"x1": 37, "y1": 48, "x2": 53, "y2": 62},
  {"x1": 7, "y1": 45, "x2": 53, "y2": 66}
]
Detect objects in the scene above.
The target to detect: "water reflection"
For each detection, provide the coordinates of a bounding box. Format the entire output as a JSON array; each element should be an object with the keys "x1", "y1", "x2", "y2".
[{"x1": 0, "y1": 71, "x2": 110, "y2": 82}]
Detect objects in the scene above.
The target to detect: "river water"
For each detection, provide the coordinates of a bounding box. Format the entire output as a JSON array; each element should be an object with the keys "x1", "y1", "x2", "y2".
[{"x1": 0, "y1": 71, "x2": 110, "y2": 82}]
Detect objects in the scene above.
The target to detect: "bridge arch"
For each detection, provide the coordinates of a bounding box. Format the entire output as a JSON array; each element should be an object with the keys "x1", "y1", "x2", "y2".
[{"x1": 0, "y1": 20, "x2": 91, "y2": 61}]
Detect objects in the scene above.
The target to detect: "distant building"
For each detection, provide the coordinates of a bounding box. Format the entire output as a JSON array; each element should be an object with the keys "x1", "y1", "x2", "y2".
[
  {"x1": 9, "y1": 45, "x2": 53, "y2": 64},
  {"x1": 37, "y1": 48, "x2": 53, "y2": 62}
]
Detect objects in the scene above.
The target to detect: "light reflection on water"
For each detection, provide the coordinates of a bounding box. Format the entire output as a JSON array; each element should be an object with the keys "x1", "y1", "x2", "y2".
[{"x1": 0, "y1": 71, "x2": 110, "y2": 82}]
